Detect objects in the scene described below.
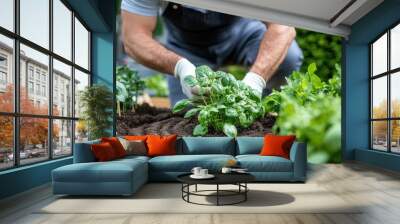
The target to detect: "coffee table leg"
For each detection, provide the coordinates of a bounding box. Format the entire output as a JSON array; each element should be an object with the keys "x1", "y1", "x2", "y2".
[
  {"x1": 216, "y1": 184, "x2": 219, "y2": 206},
  {"x1": 245, "y1": 183, "x2": 247, "y2": 201}
]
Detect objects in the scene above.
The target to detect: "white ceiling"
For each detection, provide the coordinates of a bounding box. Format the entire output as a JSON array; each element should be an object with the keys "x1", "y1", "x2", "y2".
[{"x1": 167, "y1": 0, "x2": 384, "y2": 37}]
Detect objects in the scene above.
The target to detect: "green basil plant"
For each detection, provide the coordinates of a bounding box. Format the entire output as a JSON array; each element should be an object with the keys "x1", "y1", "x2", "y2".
[{"x1": 173, "y1": 65, "x2": 265, "y2": 137}]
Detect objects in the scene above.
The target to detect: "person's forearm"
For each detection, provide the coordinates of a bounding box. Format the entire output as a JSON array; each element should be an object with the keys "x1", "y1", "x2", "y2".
[
  {"x1": 250, "y1": 23, "x2": 296, "y2": 81},
  {"x1": 123, "y1": 32, "x2": 181, "y2": 75}
]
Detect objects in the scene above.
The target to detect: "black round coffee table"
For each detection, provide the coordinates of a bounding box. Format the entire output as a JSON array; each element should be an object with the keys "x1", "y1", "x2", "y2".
[{"x1": 177, "y1": 173, "x2": 255, "y2": 206}]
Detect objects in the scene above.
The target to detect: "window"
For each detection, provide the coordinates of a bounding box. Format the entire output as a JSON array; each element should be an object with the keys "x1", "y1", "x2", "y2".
[
  {"x1": 0, "y1": 35, "x2": 13, "y2": 113},
  {"x1": 35, "y1": 84, "x2": 40, "y2": 95},
  {"x1": 28, "y1": 81, "x2": 34, "y2": 94},
  {"x1": 0, "y1": 71, "x2": 6, "y2": 85},
  {"x1": 28, "y1": 67, "x2": 34, "y2": 80},
  {"x1": 0, "y1": 0, "x2": 91, "y2": 170},
  {"x1": 0, "y1": 0, "x2": 14, "y2": 32},
  {"x1": 20, "y1": 0, "x2": 49, "y2": 49},
  {"x1": 42, "y1": 85, "x2": 46, "y2": 97},
  {"x1": 74, "y1": 18, "x2": 90, "y2": 70},
  {"x1": 370, "y1": 23, "x2": 400, "y2": 154}
]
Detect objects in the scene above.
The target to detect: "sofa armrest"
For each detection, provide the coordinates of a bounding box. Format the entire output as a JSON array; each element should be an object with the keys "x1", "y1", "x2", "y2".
[
  {"x1": 289, "y1": 142, "x2": 307, "y2": 181},
  {"x1": 73, "y1": 140, "x2": 100, "y2": 163}
]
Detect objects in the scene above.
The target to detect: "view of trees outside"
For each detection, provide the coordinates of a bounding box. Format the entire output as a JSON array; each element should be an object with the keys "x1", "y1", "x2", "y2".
[
  {"x1": 0, "y1": 86, "x2": 66, "y2": 169},
  {"x1": 372, "y1": 77, "x2": 400, "y2": 153}
]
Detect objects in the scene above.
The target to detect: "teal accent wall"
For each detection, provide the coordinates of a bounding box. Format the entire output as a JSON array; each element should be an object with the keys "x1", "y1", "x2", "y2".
[
  {"x1": 0, "y1": 0, "x2": 116, "y2": 200},
  {"x1": 344, "y1": 0, "x2": 400, "y2": 171},
  {"x1": 92, "y1": 31, "x2": 116, "y2": 135}
]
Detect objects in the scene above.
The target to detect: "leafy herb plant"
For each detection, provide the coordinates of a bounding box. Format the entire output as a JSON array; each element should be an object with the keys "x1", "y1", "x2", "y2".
[
  {"x1": 116, "y1": 66, "x2": 146, "y2": 115},
  {"x1": 173, "y1": 65, "x2": 264, "y2": 137},
  {"x1": 262, "y1": 63, "x2": 342, "y2": 163}
]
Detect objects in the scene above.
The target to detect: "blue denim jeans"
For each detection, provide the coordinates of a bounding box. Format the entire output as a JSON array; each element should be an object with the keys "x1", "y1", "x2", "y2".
[{"x1": 164, "y1": 19, "x2": 303, "y2": 106}]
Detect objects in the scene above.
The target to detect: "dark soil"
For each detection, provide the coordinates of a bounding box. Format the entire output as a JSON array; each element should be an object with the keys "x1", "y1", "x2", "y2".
[{"x1": 117, "y1": 104, "x2": 275, "y2": 137}]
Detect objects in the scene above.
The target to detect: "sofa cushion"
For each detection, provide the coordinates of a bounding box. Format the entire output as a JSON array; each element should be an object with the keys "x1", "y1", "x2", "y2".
[
  {"x1": 101, "y1": 137, "x2": 127, "y2": 158},
  {"x1": 53, "y1": 158, "x2": 147, "y2": 183},
  {"x1": 147, "y1": 135, "x2": 177, "y2": 157},
  {"x1": 236, "y1": 137, "x2": 263, "y2": 155},
  {"x1": 118, "y1": 138, "x2": 147, "y2": 156},
  {"x1": 260, "y1": 134, "x2": 296, "y2": 159},
  {"x1": 149, "y1": 154, "x2": 235, "y2": 172},
  {"x1": 236, "y1": 155, "x2": 293, "y2": 172},
  {"x1": 73, "y1": 140, "x2": 100, "y2": 163},
  {"x1": 180, "y1": 137, "x2": 235, "y2": 155},
  {"x1": 91, "y1": 142, "x2": 118, "y2": 162}
]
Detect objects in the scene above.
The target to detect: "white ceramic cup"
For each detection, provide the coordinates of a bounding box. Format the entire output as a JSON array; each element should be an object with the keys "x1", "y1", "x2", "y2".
[
  {"x1": 191, "y1": 167, "x2": 202, "y2": 176},
  {"x1": 221, "y1": 167, "x2": 232, "y2": 174},
  {"x1": 200, "y1": 169, "x2": 208, "y2": 176}
]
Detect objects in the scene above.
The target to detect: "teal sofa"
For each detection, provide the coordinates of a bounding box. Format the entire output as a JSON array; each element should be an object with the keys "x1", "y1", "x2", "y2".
[{"x1": 52, "y1": 137, "x2": 307, "y2": 196}]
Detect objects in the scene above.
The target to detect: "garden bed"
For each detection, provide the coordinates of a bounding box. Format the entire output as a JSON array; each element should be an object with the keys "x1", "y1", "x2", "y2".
[{"x1": 117, "y1": 104, "x2": 275, "y2": 137}]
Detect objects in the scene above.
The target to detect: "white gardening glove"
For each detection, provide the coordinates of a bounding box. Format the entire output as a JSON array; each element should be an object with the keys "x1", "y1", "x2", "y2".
[
  {"x1": 242, "y1": 71, "x2": 266, "y2": 98},
  {"x1": 174, "y1": 58, "x2": 198, "y2": 98}
]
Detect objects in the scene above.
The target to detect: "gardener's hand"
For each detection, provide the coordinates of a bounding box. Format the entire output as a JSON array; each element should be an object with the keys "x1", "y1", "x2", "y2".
[
  {"x1": 242, "y1": 71, "x2": 266, "y2": 97},
  {"x1": 174, "y1": 58, "x2": 199, "y2": 98}
]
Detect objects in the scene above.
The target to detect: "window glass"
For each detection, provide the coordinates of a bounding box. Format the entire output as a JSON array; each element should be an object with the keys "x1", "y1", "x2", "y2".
[
  {"x1": 372, "y1": 121, "x2": 388, "y2": 151},
  {"x1": 53, "y1": 59, "x2": 72, "y2": 117},
  {"x1": 372, "y1": 76, "x2": 387, "y2": 119},
  {"x1": 20, "y1": 0, "x2": 49, "y2": 49},
  {"x1": 19, "y1": 117, "x2": 49, "y2": 165},
  {"x1": 391, "y1": 24, "x2": 400, "y2": 70},
  {"x1": 391, "y1": 120, "x2": 400, "y2": 153},
  {"x1": 0, "y1": 35, "x2": 14, "y2": 112},
  {"x1": 74, "y1": 69, "x2": 89, "y2": 118},
  {"x1": 20, "y1": 44, "x2": 49, "y2": 115},
  {"x1": 372, "y1": 33, "x2": 387, "y2": 76},
  {"x1": 53, "y1": 0, "x2": 72, "y2": 60},
  {"x1": 391, "y1": 72, "x2": 400, "y2": 118},
  {"x1": 75, "y1": 120, "x2": 88, "y2": 143},
  {"x1": 0, "y1": 116, "x2": 14, "y2": 170},
  {"x1": 74, "y1": 18, "x2": 89, "y2": 70},
  {"x1": 0, "y1": 0, "x2": 14, "y2": 31},
  {"x1": 53, "y1": 119, "x2": 72, "y2": 157}
]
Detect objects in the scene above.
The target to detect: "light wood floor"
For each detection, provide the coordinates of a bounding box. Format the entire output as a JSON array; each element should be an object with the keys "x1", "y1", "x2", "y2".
[{"x1": 1, "y1": 162, "x2": 400, "y2": 224}]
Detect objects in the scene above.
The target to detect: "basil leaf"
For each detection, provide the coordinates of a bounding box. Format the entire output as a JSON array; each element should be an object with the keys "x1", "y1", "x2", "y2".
[
  {"x1": 193, "y1": 124, "x2": 208, "y2": 136},
  {"x1": 184, "y1": 76, "x2": 198, "y2": 87},
  {"x1": 172, "y1": 99, "x2": 190, "y2": 113},
  {"x1": 223, "y1": 123, "x2": 237, "y2": 137},
  {"x1": 184, "y1": 108, "x2": 200, "y2": 118}
]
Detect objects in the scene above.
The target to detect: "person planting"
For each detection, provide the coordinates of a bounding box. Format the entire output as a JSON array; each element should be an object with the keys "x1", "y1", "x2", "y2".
[{"x1": 121, "y1": 0, "x2": 303, "y2": 106}]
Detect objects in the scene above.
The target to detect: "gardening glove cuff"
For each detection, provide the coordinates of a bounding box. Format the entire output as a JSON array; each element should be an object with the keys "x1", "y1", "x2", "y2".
[
  {"x1": 242, "y1": 72, "x2": 266, "y2": 97},
  {"x1": 174, "y1": 58, "x2": 197, "y2": 98}
]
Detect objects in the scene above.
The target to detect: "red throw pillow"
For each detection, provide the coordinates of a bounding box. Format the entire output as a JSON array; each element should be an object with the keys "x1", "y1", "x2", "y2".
[
  {"x1": 146, "y1": 135, "x2": 177, "y2": 157},
  {"x1": 91, "y1": 142, "x2": 117, "y2": 162},
  {"x1": 124, "y1": 135, "x2": 148, "y2": 141},
  {"x1": 101, "y1": 137, "x2": 126, "y2": 158},
  {"x1": 260, "y1": 134, "x2": 296, "y2": 159}
]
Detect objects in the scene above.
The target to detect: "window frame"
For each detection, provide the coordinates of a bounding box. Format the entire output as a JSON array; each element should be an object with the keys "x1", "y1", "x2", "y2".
[
  {"x1": 370, "y1": 20, "x2": 400, "y2": 154},
  {"x1": 0, "y1": 0, "x2": 92, "y2": 171}
]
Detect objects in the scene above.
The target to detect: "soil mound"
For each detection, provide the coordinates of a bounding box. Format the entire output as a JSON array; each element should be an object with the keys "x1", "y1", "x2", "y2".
[{"x1": 117, "y1": 104, "x2": 275, "y2": 137}]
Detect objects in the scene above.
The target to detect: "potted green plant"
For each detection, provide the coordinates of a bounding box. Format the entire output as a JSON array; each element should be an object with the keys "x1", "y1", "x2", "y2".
[{"x1": 79, "y1": 84, "x2": 113, "y2": 140}]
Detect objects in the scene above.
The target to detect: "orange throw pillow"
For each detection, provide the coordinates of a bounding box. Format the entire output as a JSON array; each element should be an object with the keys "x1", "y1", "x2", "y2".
[
  {"x1": 101, "y1": 137, "x2": 126, "y2": 158},
  {"x1": 146, "y1": 135, "x2": 177, "y2": 157},
  {"x1": 124, "y1": 135, "x2": 148, "y2": 141},
  {"x1": 260, "y1": 134, "x2": 296, "y2": 159},
  {"x1": 91, "y1": 142, "x2": 117, "y2": 162}
]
